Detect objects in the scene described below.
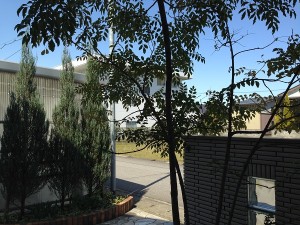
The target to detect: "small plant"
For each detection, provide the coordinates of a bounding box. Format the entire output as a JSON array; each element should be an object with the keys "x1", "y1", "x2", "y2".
[
  {"x1": 71, "y1": 195, "x2": 106, "y2": 212},
  {"x1": 26, "y1": 201, "x2": 61, "y2": 221},
  {"x1": 0, "y1": 213, "x2": 19, "y2": 224},
  {"x1": 0, "y1": 192, "x2": 126, "y2": 224}
]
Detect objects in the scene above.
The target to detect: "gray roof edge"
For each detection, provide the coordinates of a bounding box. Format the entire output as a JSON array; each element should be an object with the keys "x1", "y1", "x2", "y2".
[{"x1": 0, "y1": 60, "x2": 86, "y2": 83}]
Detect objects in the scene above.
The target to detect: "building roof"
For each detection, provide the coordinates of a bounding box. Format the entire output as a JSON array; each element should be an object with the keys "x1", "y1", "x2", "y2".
[
  {"x1": 0, "y1": 60, "x2": 86, "y2": 83},
  {"x1": 278, "y1": 84, "x2": 300, "y2": 99},
  {"x1": 56, "y1": 58, "x2": 191, "y2": 80},
  {"x1": 240, "y1": 84, "x2": 300, "y2": 107},
  {"x1": 289, "y1": 91, "x2": 300, "y2": 99}
]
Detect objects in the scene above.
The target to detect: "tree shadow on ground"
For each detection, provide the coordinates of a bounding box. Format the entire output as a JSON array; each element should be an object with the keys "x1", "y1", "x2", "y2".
[{"x1": 115, "y1": 173, "x2": 170, "y2": 197}]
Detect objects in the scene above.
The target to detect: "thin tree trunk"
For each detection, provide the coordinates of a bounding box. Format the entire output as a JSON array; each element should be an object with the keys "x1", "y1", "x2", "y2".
[
  {"x1": 157, "y1": 0, "x2": 181, "y2": 224},
  {"x1": 61, "y1": 190, "x2": 65, "y2": 211},
  {"x1": 5, "y1": 192, "x2": 11, "y2": 215},
  {"x1": 169, "y1": 149, "x2": 180, "y2": 224},
  {"x1": 19, "y1": 188, "x2": 26, "y2": 220},
  {"x1": 215, "y1": 22, "x2": 235, "y2": 225},
  {"x1": 61, "y1": 174, "x2": 66, "y2": 211},
  {"x1": 88, "y1": 179, "x2": 93, "y2": 197},
  {"x1": 20, "y1": 198, "x2": 25, "y2": 220},
  {"x1": 175, "y1": 156, "x2": 190, "y2": 225},
  {"x1": 226, "y1": 72, "x2": 299, "y2": 225}
]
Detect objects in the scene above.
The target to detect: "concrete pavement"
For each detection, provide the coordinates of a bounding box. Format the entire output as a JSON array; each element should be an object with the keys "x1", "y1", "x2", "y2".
[
  {"x1": 103, "y1": 156, "x2": 185, "y2": 224},
  {"x1": 115, "y1": 156, "x2": 184, "y2": 220},
  {"x1": 100, "y1": 208, "x2": 173, "y2": 225}
]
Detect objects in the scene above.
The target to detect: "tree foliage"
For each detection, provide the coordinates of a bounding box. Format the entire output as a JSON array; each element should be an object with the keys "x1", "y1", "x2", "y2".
[
  {"x1": 78, "y1": 57, "x2": 111, "y2": 197},
  {"x1": 15, "y1": 45, "x2": 38, "y2": 101},
  {"x1": 16, "y1": 1, "x2": 300, "y2": 224},
  {"x1": 48, "y1": 47, "x2": 82, "y2": 210},
  {"x1": 0, "y1": 45, "x2": 49, "y2": 219},
  {"x1": 52, "y1": 47, "x2": 79, "y2": 139},
  {"x1": 48, "y1": 130, "x2": 83, "y2": 211},
  {"x1": 15, "y1": 0, "x2": 299, "y2": 151},
  {"x1": 268, "y1": 34, "x2": 300, "y2": 132}
]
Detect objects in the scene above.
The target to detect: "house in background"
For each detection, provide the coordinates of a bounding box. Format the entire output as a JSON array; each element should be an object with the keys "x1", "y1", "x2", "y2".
[
  {"x1": 239, "y1": 84, "x2": 300, "y2": 137},
  {"x1": 0, "y1": 58, "x2": 188, "y2": 133},
  {"x1": 69, "y1": 58, "x2": 189, "y2": 129}
]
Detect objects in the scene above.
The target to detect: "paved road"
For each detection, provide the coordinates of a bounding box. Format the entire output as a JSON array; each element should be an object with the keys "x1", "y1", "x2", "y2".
[{"x1": 115, "y1": 156, "x2": 184, "y2": 221}]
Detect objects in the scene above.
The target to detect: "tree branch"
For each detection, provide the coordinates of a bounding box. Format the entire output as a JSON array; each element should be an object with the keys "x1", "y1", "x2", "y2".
[{"x1": 227, "y1": 67, "x2": 300, "y2": 225}]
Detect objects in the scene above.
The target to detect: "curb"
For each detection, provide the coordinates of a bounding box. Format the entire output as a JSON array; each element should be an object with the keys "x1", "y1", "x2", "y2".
[{"x1": 0, "y1": 196, "x2": 134, "y2": 225}]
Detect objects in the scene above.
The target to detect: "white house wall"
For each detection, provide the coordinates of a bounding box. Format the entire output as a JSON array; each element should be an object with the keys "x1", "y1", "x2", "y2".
[
  {"x1": 114, "y1": 102, "x2": 157, "y2": 129},
  {"x1": 112, "y1": 78, "x2": 181, "y2": 129}
]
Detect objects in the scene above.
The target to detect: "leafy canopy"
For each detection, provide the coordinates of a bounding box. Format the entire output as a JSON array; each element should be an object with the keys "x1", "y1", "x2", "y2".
[{"x1": 15, "y1": 0, "x2": 300, "y2": 154}]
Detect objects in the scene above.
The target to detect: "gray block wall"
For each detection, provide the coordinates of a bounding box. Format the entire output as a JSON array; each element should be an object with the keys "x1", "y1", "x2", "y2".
[{"x1": 184, "y1": 136, "x2": 300, "y2": 225}]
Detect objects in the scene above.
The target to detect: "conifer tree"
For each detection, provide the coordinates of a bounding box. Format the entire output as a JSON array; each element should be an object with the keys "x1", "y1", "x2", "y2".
[
  {"x1": 48, "y1": 47, "x2": 82, "y2": 210},
  {"x1": 15, "y1": 45, "x2": 38, "y2": 101},
  {"x1": 52, "y1": 47, "x2": 79, "y2": 139},
  {"x1": 79, "y1": 58, "x2": 110, "y2": 197},
  {"x1": 0, "y1": 45, "x2": 49, "y2": 219}
]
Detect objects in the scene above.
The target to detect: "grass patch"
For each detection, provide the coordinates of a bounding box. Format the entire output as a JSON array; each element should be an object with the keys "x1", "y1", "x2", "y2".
[{"x1": 116, "y1": 141, "x2": 183, "y2": 163}]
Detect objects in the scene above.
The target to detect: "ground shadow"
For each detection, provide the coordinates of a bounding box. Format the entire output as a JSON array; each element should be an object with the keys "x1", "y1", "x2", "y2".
[
  {"x1": 116, "y1": 173, "x2": 169, "y2": 195},
  {"x1": 106, "y1": 173, "x2": 170, "y2": 205}
]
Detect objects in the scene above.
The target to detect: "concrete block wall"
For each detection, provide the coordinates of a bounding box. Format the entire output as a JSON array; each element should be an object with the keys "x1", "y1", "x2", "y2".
[{"x1": 184, "y1": 136, "x2": 300, "y2": 225}]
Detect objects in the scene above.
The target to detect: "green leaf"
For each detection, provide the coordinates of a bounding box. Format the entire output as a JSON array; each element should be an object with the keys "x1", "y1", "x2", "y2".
[
  {"x1": 255, "y1": 81, "x2": 260, "y2": 88},
  {"x1": 41, "y1": 49, "x2": 49, "y2": 55},
  {"x1": 48, "y1": 40, "x2": 55, "y2": 52}
]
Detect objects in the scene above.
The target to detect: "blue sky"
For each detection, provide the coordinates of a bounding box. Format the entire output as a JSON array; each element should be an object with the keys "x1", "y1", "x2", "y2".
[{"x1": 0, "y1": 1, "x2": 299, "y2": 101}]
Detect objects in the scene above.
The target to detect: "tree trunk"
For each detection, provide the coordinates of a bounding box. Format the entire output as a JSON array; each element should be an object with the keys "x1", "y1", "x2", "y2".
[
  {"x1": 227, "y1": 72, "x2": 300, "y2": 225},
  {"x1": 19, "y1": 189, "x2": 26, "y2": 220},
  {"x1": 169, "y1": 149, "x2": 180, "y2": 224},
  {"x1": 175, "y1": 157, "x2": 190, "y2": 225},
  {"x1": 157, "y1": 0, "x2": 182, "y2": 224},
  {"x1": 5, "y1": 191, "x2": 11, "y2": 215},
  {"x1": 88, "y1": 179, "x2": 93, "y2": 197},
  {"x1": 215, "y1": 22, "x2": 235, "y2": 225},
  {"x1": 61, "y1": 191, "x2": 65, "y2": 211},
  {"x1": 61, "y1": 177, "x2": 66, "y2": 211}
]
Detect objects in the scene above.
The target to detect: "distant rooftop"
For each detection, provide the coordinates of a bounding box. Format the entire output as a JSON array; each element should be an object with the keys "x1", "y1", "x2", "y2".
[
  {"x1": 0, "y1": 60, "x2": 85, "y2": 83},
  {"x1": 55, "y1": 57, "x2": 191, "y2": 80}
]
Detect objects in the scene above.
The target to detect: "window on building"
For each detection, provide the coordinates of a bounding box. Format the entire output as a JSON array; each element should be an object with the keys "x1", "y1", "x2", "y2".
[
  {"x1": 248, "y1": 177, "x2": 276, "y2": 225},
  {"x1": 126, "y1": 121, "x2": 137, "y2": 129}
]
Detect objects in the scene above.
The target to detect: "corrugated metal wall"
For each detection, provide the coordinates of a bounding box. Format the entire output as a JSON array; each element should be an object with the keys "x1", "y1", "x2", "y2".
[
  {"x1": 0, "y1": 69, "x2": 83, "y2": 139},
  {"x1": 0, "y1": 71, "x2": 62, "y2": 123},
  {"x1": 0, "y1": 72, "x2": 16, "y2": 122}
]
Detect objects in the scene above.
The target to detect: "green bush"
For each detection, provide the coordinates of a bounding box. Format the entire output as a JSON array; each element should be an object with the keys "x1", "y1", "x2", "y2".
[{"x1": 0, "y1": 193, "x2": 126, "y2": 223}]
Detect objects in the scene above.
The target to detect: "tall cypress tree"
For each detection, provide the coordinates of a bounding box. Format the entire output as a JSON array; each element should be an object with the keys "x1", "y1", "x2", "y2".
[
  {"x1": 15, "y1": 45, "x2": 38, "y2": 101},
  {"x1": 78, "y1": 57, "x2": 110, "y2": 197},
  {"x1": 0, "y1": 94, "x2": 20, "y2": 216},
  {"x1": 52, "y1": 47, "x2": 79, "y2": 138},
  {"x1": 0, "y1": 45, "x2": 49, "y2": 219},
  {"x1": 48, "y1": 47, "x2": 82, "y2": 210}
]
